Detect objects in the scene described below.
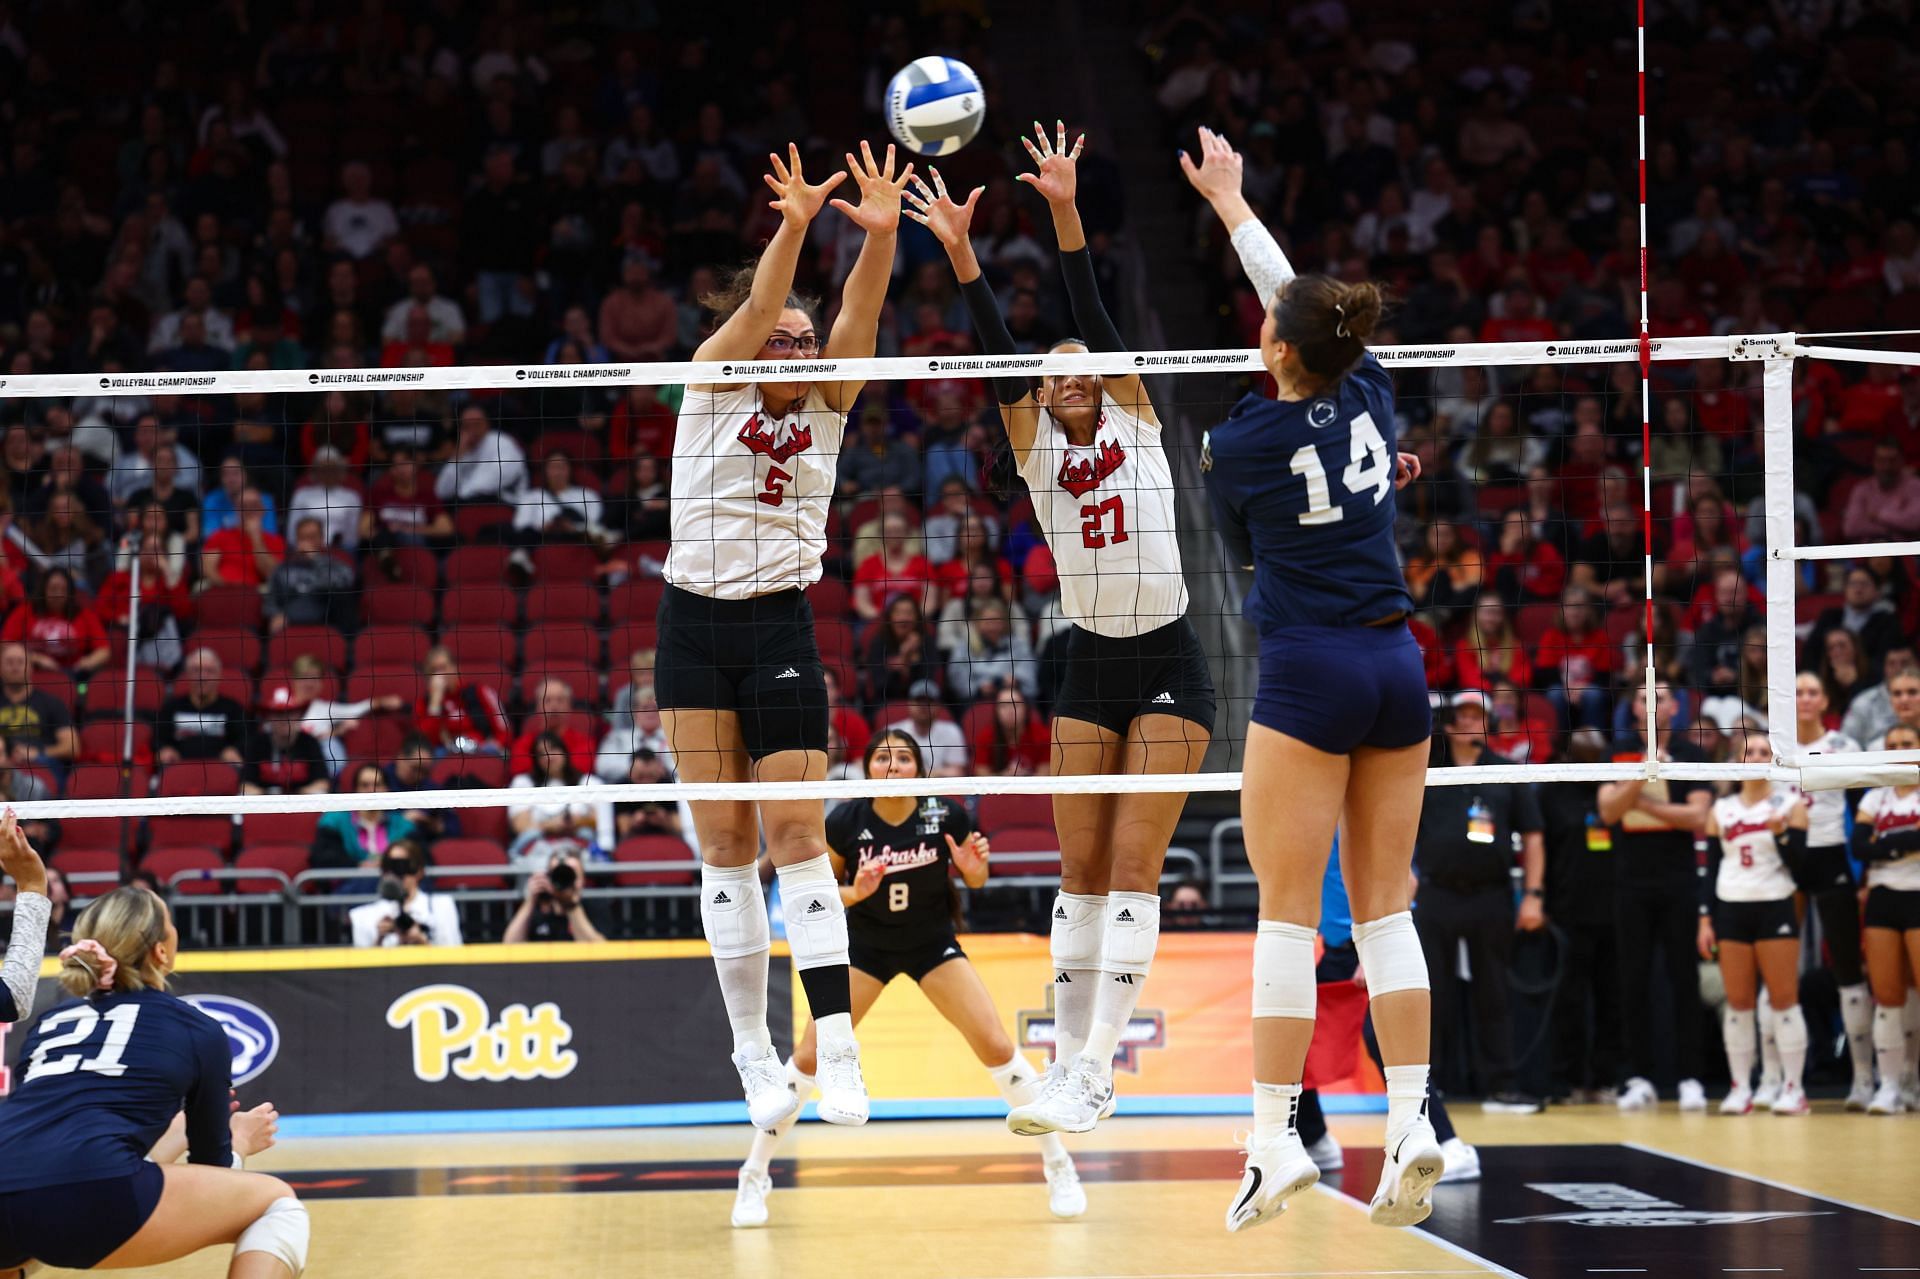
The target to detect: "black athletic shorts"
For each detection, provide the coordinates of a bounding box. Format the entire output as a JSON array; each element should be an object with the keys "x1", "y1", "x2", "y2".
[
  {"x1": 1053, "y1": 617, "x2": 1216, "y2": 737},
  {"x1": 654, "y1": 584, "x2": 829, "y2": 759},
  {"x1": 1864, "y1": 885, "x2": 1920, "y2": 932},
  {"x1": 0, "y1": 1161, "x2": 164, "y2": 1270},
  {"x1": 1713, "y1": 898, "x2": 1799, "y2": 945},
  {"x1": 1792, "y1": 842, "x2": 1856, "y2": 895},
  {"x1": 851, "y1": 933, "x2": 968, "y2": 984}
]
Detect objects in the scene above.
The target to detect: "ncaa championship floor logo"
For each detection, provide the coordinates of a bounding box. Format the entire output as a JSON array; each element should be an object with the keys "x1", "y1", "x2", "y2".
[
  {"x1": 184, "y1": 994, "x2": 281, "y2": 1085},
  {"x1": 1017, "y1": 986, "x2": 1165, "y2": 1072}
]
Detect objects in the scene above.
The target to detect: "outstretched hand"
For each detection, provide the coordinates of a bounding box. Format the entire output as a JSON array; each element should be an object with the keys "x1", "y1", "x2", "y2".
[
  {"x1": 830, "y1": 140, "x2": 915, "y2": 236},
  {"x1": 0, "y1": 808, "x2": 46, "y2": 897},
  {"x1": 1016, "y1": 119, "x2": 1084, "y2": 205},
  {"x1": 947, "y1": 831, "x2": 991, "y2": 879},
  {"x1": 1177, "y1": 125, "x2": 1244, "y2": 205},
  {"x1": 904, "y1": 167, "x2": 984, "y2": 249},
  {"x1": 763, "y1": 143, "x2": 847, "y2": 229}
]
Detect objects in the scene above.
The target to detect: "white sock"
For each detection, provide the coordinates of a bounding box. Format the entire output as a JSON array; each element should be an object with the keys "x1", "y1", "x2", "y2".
[
  {"x1": 702, "y1": 861, "x2": 772, "y2": 1053},
  {"x1": 1774, "y1": 1002, "x2": 1808, "y2": 1093},
  {"x1": 815, "y1": 1012, "x2": 856, "y2": 1054},
  {"x1": 742, "y1": 1059, "x2": 812, "y2": 1174},
  {"x1": 1757, "y1": 989, "x2": 1781, "y2": 1089},
  {"x1": 1050, "y1": 892, "x2": 1106, "y2": 1064},
  {"x1": 1384, "y1": 1064, "x2": 1430, "y2": 1137},
  {"x1": 1724, "y1": 1006, "x2": 1757, "y2": 1090},
  {"x1": 989, "y1": 1053, "x2": 1069, "y2": 1161},
  {"x1": 1840, "y1": 983, "x2": 1875, "y2": 1087},
  {"x1": 1253, "y1": 1080, "x2": 1302, "y2": 1146},
  {"x1": 1084, "y1": 892, "x2": 1159, "y2": 1076},
  {"x1": 1905, "y1": 990, "x2": 1920, "y2": 1087},
  {"x1": 1874, "y1": 1005, "x2": 1907, "y2": 1090}
]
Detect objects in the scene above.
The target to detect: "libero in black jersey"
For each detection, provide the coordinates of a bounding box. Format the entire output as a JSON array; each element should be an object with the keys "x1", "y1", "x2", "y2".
[{"x1": 732, "y1": 730, "x2": 1086, "y2": 1230}]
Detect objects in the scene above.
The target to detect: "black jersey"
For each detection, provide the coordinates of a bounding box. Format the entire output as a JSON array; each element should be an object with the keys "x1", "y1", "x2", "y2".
[
  {"x1": 0, "y1": 989, "x2": 232, "y2": 1190},
  {"x1": 826, "y1": 797, "x2": 974, "y2": 951}
]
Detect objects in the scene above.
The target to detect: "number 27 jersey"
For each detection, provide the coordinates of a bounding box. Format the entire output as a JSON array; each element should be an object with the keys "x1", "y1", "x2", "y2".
[{"x1": 1203, "y1": 354, "x2": 1411, "y2": 632}]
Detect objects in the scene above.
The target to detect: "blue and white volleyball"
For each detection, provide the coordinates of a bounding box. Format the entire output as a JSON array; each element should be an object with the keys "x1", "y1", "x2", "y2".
[{"x1": 886, "y1": 56, "x2": 985, "y2": 157}]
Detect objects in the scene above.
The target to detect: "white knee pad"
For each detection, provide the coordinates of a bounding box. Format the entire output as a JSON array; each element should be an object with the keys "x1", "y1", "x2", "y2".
[
  {"x1": 235, "y1": 1196, "x2": 309, "y2": 1277},
  {"x1": 1874, "y1": 1005, "x2": 1906, "y2": 1053},
  {"x1": 1050, "y1": 892, "x2": 1106, "y2": 970},
  {"x1": 701, "y1": 862, "x2": 770, "y2": 961},
  {"x1": 1773, "y1": 1002, "x2": 1808, "y2": 1054},
  {"x1": 1723, "y1": 1005, "x2": 1755, "y2": 1047},
  {"x1": 1252, "y1": 920, "x2": 1318, "y2": 1020},
  {"x1": 1101, "y1": 891, "x2": 1161, "y2": 977},
  {"x1": 776, "y1": 855, "x2": 849, "y2": 971},
  {"x1": 1352, "y1": 911, "x2": 1429, "y2": 997}
]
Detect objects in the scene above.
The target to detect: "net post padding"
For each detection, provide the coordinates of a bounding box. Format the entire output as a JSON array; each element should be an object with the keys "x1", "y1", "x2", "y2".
[{"x1": 1762, "y1": 356, "x2": 1800, "y2": 770}]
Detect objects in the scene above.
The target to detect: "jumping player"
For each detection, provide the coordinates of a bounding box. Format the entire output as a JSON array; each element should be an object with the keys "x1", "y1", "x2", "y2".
[
  {"x1": 1855, "y1": 722, "x2": 1920, "y2": 1115},
  {"x1": 907, "y1": 124, "x2": 1215, "y2": 1135},
  {"x1": 731, "y1": 730, "x2": 1084, "y2": 1227},
  {"x1": 660, "y1": 142, "x2": 913, "y2": 1131},
  {"x1": 1183, "y1": 125, "x2": 1440, "y2": 1231},
  {"x1": 1698, "y1": 733, "x2": 1812, "y2": 1115},
  {"x1": 0, "y1": 887, "x2": 308, "y2": 1277}
]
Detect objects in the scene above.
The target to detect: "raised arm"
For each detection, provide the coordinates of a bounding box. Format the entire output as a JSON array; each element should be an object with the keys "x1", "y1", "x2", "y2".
[
  {"x1": 0, "y1": 811, "x2": 48, "y2": 1023},
  {"x1": 820, "y1": 141, "x2": 914, "y2": 413},
  {"x1": 906, "y1": 169, "x2": 1041, "y2": 462},
  {"x1": 1179, "y1": 125, "x2": 1295, "y2": 310},
  {"x1": 691, "y1": 144, "x2": 846, "y2": 386}
]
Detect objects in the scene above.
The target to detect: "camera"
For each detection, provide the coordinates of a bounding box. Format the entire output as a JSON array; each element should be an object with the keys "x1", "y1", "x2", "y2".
[
  {"x1": 379, "y1": 871, "x2": 425, "y2": 938},
  {"x1": 547, "y1": 861, "x2": 578, "y2": 894}
]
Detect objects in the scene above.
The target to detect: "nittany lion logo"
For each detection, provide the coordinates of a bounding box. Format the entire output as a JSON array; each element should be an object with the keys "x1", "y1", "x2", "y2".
[
  {"x1": 1308, "y1": 399, "x2": 1338, "y2": 428},
  {"x1": 184, "y1": 994, "x2": 281, "y2": 1085}
]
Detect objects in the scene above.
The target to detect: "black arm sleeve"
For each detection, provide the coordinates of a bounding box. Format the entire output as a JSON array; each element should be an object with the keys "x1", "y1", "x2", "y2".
[
  {"x1": 1701, "y1": 839, "x2": 1721, "y2": 915},
  {"x1": 1777, "y1": 825, "x2": 1808, "y2": 869},
  {"x1": 186, "y1": 1018, "x2": 235, "y2": 1167},
  {"x1": 957, "y1": 275, "x2": 1031, "y2": 407},
  {"x1": 1851, "y1": 822, "x2": 1877, "y2": 865},
  {"x1": 1059, "y1": 247, "x2": 1125, "y2": 353}
]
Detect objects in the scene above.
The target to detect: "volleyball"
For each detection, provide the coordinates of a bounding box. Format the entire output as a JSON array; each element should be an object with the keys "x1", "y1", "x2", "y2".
[{"x1": 885, "y1": 55, "x2": 985, "y2": 156}]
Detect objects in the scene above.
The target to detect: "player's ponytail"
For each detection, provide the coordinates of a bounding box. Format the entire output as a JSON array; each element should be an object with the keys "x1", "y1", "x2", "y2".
[
  {"x1": 57, "y1": 887, "x2": 171, "y2": 998},
  {"x1": 1269, "y1": 275, "x2": 1389, "y2": 388}
]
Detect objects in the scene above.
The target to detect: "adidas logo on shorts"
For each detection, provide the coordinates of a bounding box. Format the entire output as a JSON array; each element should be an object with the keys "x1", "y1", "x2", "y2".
[
  {"x1": 807, "y1": 899, "x2": 827, "y2": 914},
  {"x1": 1153, "y1": 692, "x2": 1175, "y2": 704},
  {"x1": 1115, "y1": 908, "x2": 1134, "y2": 922},
  {"x1": 776, "y1": 667, "x2": 800, "y2": 679},
  {"x1": 712, "y1": 891, "x2": 731, "y2": 904},
  {"x1": 1777, "y1": 922, "x2": 1793, "y2": 935}
]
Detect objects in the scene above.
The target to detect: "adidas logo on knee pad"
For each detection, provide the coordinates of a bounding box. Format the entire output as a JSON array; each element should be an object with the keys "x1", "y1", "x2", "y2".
[{"x1": 806, "y1": 900, "x2": 827, "y2": 914}]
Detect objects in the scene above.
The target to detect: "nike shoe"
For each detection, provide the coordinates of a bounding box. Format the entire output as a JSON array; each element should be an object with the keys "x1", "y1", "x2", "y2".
[
  {"x1": 1866, "y1": 1080, "x2": 1906, "y2": 1115},
  {"x1": 1769, "y1": 1082, "x2": 1810, "y2": 1116},
  {"x1": 1481, "y1": 1090, "x2": 1543, "y2": 1115},
  {"x1": 733, "y1": 1044, "x2": 802, "y2": 1131},
  {"x1": 1719, "y1": 1084, "x2": 1754, "y2": 1115},
  {"x1": 1845, "y1": 1075, "x2": 1877, "y2": 1112},
  {"x1": 731, "y1": 1167, "x2": 772, "y2": 1228},
  {"x1": 1224, "y1": 1132, "x2": 1321, "y2": 1233},
  {"x1": 1008, "y1": 1054, "x2": 1112, "y2": 1136},
  {"x1": 1436, "y1": 1137, "x2": 1480, "y2": 1184},
  {"x1": 1369, "y1": 1117, "x2": 1445, "y2": 1227},
  {"x1": 1304, "y1": 1131, "x2": 1345, "y2": 1173},
  {"x1": 1044, "y1": 1154, "x2": 1087, "y2": 1219},
  {"x1": 814, "y1": 1042, "x2": 870, "y2": 1126},
  {"x1": 1616, "y1": 1076, "x2": 1658, "y2": 1112},
  {"x1": 1677, "y1": 1078, "x2": 1708, "y2": 1112}
]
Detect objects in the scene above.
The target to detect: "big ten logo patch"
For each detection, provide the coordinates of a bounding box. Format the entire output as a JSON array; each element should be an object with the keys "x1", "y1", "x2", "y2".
[{"x1": 386, "y1": 984, "x2": 578, "y2": 1083}]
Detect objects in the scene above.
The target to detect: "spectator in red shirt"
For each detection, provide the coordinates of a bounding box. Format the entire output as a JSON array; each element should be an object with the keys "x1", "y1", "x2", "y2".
[
  {"x1": 970, "y1": 683, "x2": 1051, "y2": 777},
  {"x1": 1485, "y1": 508, "x2": 1566, "y2": 606},
  {"x1": 361, "y1": 446, "x2": 454, "y2": 572},
  {"x1": 1455, "y1": 595, "x2": 1534, "y2": 693},
  {"x1": 1408, "y1": 616, "x2": 1457, "y2": 690},
  {"x1": 0, "y1": 568, "x2": 110, "y2": 677},
  {"x1": 509, "y1": 678, "x2": 598, "y2": 780},
  {"x1": 96, "y1": 521, "x2": 194, "y2": 669},
  {"x1": 413, "y1": 644, "x2": 512, "y2": 754},
  {"x1": 1675, "y1": 227, "x2": 1747, "y2": 306},
  {"x1": 378, "y1": 305, "x2": 457, "y2": 368},
  {"x1": 1663, "y1": 489, "x2": 1747, "y2": 600},
  {"x1": 1487, "y1": 677, "x2": 1557, "y2": 764},
  {"x1": 1843, "y1": 438, "x2": 1920, "y2": 541},
  {"x1": 608, "y1": 383, "x2": 675, "y2": 466},
  {"x1": 1523, "y1": 220, "x2": 1591, "y2": 301},
  {"x1": 1690, "y1": 358, "x2": 1751, "y2": 442},
  {"x1": 200, "y1": 487, "x2": 286, "y2": 588},
  {"x1": 1478, "y1": 281, "x2": 1557, "y2": 344},
  {"x1": 1536, "y1": 585, "x2": 1618, "y2": 730},
  {"x1": 299, "y1": 390, "x2": 373, "y2": 468},
  {"x1": 852, "y1": 510, "x2": 934, "y2": 622},
  {"x1": 1838, "y1": 364, "x2": 1909, "y2": 436},
  {"x1": 1458, "y1": 225, "x2": 1518, "y2": 296},
  {"x1": 823, "y1": 668, "x2": 870, "y2": 769},
  {"x1": 1556, "y1": 419, "x2": 1615, "y2": 527},
  {"x1": 597, "y1": 251, "x2": 678, "y2": 361}
]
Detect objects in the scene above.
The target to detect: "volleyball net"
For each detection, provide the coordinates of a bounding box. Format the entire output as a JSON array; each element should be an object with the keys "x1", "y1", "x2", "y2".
[{"x1": 0, "y1": 332, "x2": 1913, "y2": 885}]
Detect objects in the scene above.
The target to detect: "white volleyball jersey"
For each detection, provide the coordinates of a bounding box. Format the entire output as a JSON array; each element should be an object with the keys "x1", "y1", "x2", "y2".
[
  {"x1": 1712, "y1": 789, "x2": 1801, "y2": 902},
  {"x1": 1859, "y1": 785, "x2": 1920, "y2": 891},
  {"x1": 1016, "y1": 394, "x2": 1188, "y2": 638},
  {"x1": 1795, "y1": 729, "x2": 1859, "y2": 847},
  {"x1": 665, "y1": 384, "x2": 845, "y2": 599}
]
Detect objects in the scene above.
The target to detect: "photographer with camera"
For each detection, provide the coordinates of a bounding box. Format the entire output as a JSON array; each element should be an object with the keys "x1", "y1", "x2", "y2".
[
  {"x1": 502, "y1": 850, "x2": 608, "y2": 943},
  {"x1": 347, "y1": 840, "x2": 463, "y2": 948}
]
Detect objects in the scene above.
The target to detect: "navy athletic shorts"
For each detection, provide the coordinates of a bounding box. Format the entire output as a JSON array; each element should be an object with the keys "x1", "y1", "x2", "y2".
[
  {"x1": 1251, "y1": 622, "x2": 1432, "y2": 754},
  {"x1": 0, "y1": 1161, "x2": 164, "y2": 1270}
]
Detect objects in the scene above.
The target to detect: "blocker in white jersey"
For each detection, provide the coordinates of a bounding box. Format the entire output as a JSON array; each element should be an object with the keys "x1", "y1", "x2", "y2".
[{"x1": 1707, "y1": 786, "x2": 1805, "y2": 945}]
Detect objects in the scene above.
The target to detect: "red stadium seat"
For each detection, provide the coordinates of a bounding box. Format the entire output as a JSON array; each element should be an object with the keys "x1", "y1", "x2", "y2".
[
  {"x1": 807, "y1": 577, "x2": 851, "y2": 619},
  {"x1": 340, "y1": 716, "x2": 409, "y2": 771},
  {"x1": 363, "y1": 583, "x2": 437, "y2": 628},
  {"x1": 354, "y1": 626, "x2": 434, "y2": 672},
  {"x1": 142, "y1": 846, "x2": 227, "y2": 896},
  {"x1": 66, "y1": 764, "x2": 152, "y2": 802},
  {"x1": 441, "y1": 584, "x2": 521, "y2": 627},
  {"x1": 268, "y1": 625, "x2": 348, "y2": 673},
  {"x1": 244, "y1": 810, "x2": 322, "y2": 846},
  {"x1": 51, "y1": 846, "x2": 124, "y2": 880},
  {"x1": 605, "y1": 622, "x2": 658, "y2": 666},
  {"x1": 196, "y1": 586, "x2": 264, "y2": 631},
  {"x1": 530, "y1": 544, "x2": 601, "y2": 582},
  {"x1": 192, "y1": 628, "x2": 263, "y2": 674},
  {"x1": 346, "y1": 666, "x2": 429, "y2": 705},
  {"x1": 444, "y1": 545, "x2": 511, "y2": 584},
  {"x1": 976, "y1": 793, "x2": 1054, "y2": 832},
  {"x1": 149, "y1": 814, "x2": 236, "y2": 852},
  {"x1": 442, "y1": 625, "x2": 516, "y2": 670},
  {"x1": 458, "y1": 805, "x2": 511, "y2": 845},
  {"x1": 606, "y1": 576, "x2": 666, "y2": 623},
  {"x1": 521, "y1": 624, "x2": 598, "y2": 671},
  {"x1": 429, "y1": 837, "x2": 511, "y2": 890},
  {"x1": 79, "y1": 721, "x2": 151, "y2": 766},
  {"x1": 451, "y1": 504, "x2": 515, "y2": 541},
  {"x1": 157, "y1": 762, "x2": 241, "y2": 798},
  {"x1": 431, "y1": 752, "x2": 509, "y2": 789},
  {"x1": 529, "y1": 429, "x2": 600, "y2": 467},
  {"x1": 232, "y1": 844, "x2": 309, "y2": 895},
  {"x1": 610, "y1": 834, "x2": 698, "y2": 887},
  {"x1": 1515, "y1": 602, "x2": 1560, "y2": 648},
  {"x1": 377, "y1": 546, "x2": 440, "y2": 587},
  {"x1": 28, "y1": 669, "x2": 75, "y2": 715},
  {"x1": 984, "y1": 825, "x2": 1062, "y2": 876},
  {"x1": 524, "y1": 581, "x2": 600, "y2": 626}
]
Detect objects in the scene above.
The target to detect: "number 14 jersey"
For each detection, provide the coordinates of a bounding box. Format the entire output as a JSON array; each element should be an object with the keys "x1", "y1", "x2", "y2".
[{"x1": 1017, "y1": 395, "x2": 1188, "y2": 638}]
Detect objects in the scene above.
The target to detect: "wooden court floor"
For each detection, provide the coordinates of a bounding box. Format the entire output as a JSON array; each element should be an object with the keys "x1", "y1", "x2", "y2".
[{"x1": 44, "y1": 1104, "x2": 1920, "y2": 1279}]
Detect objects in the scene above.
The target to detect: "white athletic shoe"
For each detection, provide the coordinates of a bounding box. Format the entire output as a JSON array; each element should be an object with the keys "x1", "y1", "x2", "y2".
[
  {"x1": 814, "y1": 1042, "x2": 870, "y2": 1126},
  {"x1": 1044, "y1": 1155, "x2": 1087, "y2": 1219},
  {"x1": 1677, "y1": 1078, "x2": 1708, "y2": 1112},
  {"x1": 733, "y1": 1045, "x2": 801, "y2": 1131},
  {"x1": 730, "y1": 1167, "x2": 772, "y2": 1228},
  {"x1": 1769, "y1": 1082, "x2": 1810, "y2": 1115},
  {"x1": 1007, "y1": 1054, "x2": 1111, "y2": 1136},
  {"x1": 1753, "y1": 1075, "x2": 1782, "y2": 1109},
  {"x1": 1866, "y1": 1080, "x2": 1907, "y2": 1115},
  {"x1": 1903, "y1": 1077, "x2": 1920, "y2": 1111},
  {"x1": 1305, "y1": 1131, "x2": 1345, "y2": 1173},
  {"x1": 1436, "y1": 1137, "x2": 1480, "y2": 1184},
  {"x1": 1224, "y1": 1131, "x2": 1321, "y2": 1233},
  {"x1": 1616, "y1": 1076, "x2": 1658, "y2": 1112},
  {"x1": 1845, "y1": 1075, "x2": 1877, "y2": 1112},
  {"x1": 1369, "y1": 1117, "x2": 1445, "y2": 1227},
  {"x1": 1719, "y1": 1084, "x2": 1754, "y2": 1115}
]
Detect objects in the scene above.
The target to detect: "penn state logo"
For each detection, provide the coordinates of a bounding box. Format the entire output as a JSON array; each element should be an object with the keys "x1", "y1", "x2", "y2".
[
  {"x1": 1307, "y1": 399, "x2": 1338, "y2": 428},
  {"x1": 184, "y1": 994, "x2": 281, "y2": 1085}
]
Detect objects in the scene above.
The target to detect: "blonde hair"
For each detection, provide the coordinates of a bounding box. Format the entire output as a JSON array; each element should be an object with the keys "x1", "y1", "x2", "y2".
[{"x1": 59, "y1": 888, "x2": 170, "y2": 998}]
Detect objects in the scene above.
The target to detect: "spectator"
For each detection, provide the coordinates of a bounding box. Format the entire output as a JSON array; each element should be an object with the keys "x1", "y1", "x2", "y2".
[
  {"x1": 1538, "y1": 729, "x2": 1622, "y2": 1102},
  {"x1": 379, "y1": 264, "x2": 467, "y2": 346},
  {"x1": 1842, "y1": 643, "x2": 1919, "y2": 746},
  {"x1": 383, "y1": 731, "x2": 456, "y2": 842},
  {"x1": 310, "y1": 764, "x2": 420, "y2": 873},
  {"x1": 1, "y1": 568, "x2": 110, "y2": 677},
  {"x1": 321, "y1": 161, "x2": 400, "y2": 261},
  {"x1": 286, "y1": 447, "x2": 364, "y2": 550},
  {"x1": 852, "y1": 511, "x2": 933, "y2": 622},
  {"x1": 612, "y1": 453, "x2": 671, "y2": 542},
  {"x1": 155, "y1": 647, "x2": 246, "y2": 767},
  {"x1": 613, "y1": 747, "x2": 696, "y2": 845},
  {"x1": 1455, "y1": 595, "x2": 1532, "y2": 693},
  {"x1": 508, "y1": 731, "x2": 612, "y2": 863},
  {"x1": 1662, "y1": 489, "x2": 1746, "y2": 601},
  {"x1": 435, "y1": 405, "x2": 529, "y2": 504},
  {"x1": 887, "y1": 679, "x2": 968, "y2": 778},
  {"x1": 1805, "y1": 565, "x2": 1905, "y2": 674},
  {"x1": 361, "y1": 444, "x2": 453, "y2": 567},
  {"x1": 1536, "y1": 585, "x2": 1617, "y2": 731},
  {"x1": 1406, "y1": 521, "x2": 1483, "y2": 631},
  {"x1": 597, "y1": 251, "x2": 679, "y2": 361},
  {"x1": 32, "y1": 493, "x2": 109, "y2": 593},
  {"x1": 512, "y1": 452, "x2": 609, "y2": 551},
  {"x1": 930, "y1": 512, "x2": 1011, "y2": 607},
  {"x1": 23, "y1": 444, "x2": 112, "y2": 532},
  {"x1": 503, "y1": 846, "x2": 610, "y2": 943},
  {"x1": 265, "y1": 517, "x2": 357, "y2": 633},
  {"x1": 508, "y1": 678, "x2": 597, "y2": 780},
  {"x1": 349, "y1": 841, "x2": 462, "y2": 947},
  {"x1": 202, "y1": 456, "x2": 279, "y2": 536},
  {"x1": 595, "y1": 678, "x2": 667, "y2": 783},
  {"x1": 838, "y1": 403, "x2": 922, "y2": 499},
  {"x1": 96, "y1": 516, "x2": 192, "y2": 670},
  {"x1": 1866, "y1": 670, "x2": 1920, "y2": 752},
  {"x1": 241, "y1": 684, "x2": 331, "y2": 796},
  {"x1": 543, "y1": 305, "x2": 610, "y2": 365},
  {"x1": 1458, "y1": 400, "x2": 1542, "y2": 486},
  {"x1": 121, "y1": 444, "x2": 202, "y2": 547},
  {"x1": 413, "y1": 645, "x2": 511, "y2": 755},
  {"x1": 1687, "y1": 567, "x2": 1759, "y2": 696},
  {"x1": 0, "y1": 642, "x2": 78, "y2": 769},
  {"x1": 147, "y1": 276, "x2": 235, "y2": 353},
  {"x1": 862, "y1": 593, "x2": 941, "y2": 709},
  {"x1": 1842, "y1": 439, "x2": 1920, "y2": 542},
  {"x1": 923, "y1": 476, "x2": 1001, "y2": 566},
  {"x1": 288, "y1": 653, "x2": 405, "y2": 776},
  {"x1": 1484, "y1": 507, "x2": 1565, "y2": 607},
  {"x1": 1572, "y1": 502, "x2": 1653, "y2": 610},
  {"x1": 945, "y1": 598, "x2": 1037, "y2": 702},
  {"x1": 609, "y1": 383, "x2": 675, "y2": 466},
  {"x1": 463, "y1": 147, "x2": 539, "y2": 326},
  {"x1": 969, "y1": 683, "x2": 1050, "y2": 777},
  {"x1": 1818, "y1": 626, "x2": 1875, "y2": 719},
  {"x1": 200, "y1": 487, "x2": 286, "y2": 589}
]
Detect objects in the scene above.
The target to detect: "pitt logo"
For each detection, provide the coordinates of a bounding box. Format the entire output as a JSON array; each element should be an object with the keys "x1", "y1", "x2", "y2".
[
  {"x1": 386, "y1": 984, "x2": 578, "y2": 1083},
  {"x1": 1057, "y1": 437, "x2": 1126, "y2": 498},
  {"x1": 737, "y1": 413, "x2": 813, "y2": 464}
]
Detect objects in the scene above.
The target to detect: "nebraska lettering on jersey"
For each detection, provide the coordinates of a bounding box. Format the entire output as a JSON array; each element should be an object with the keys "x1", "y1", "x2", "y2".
[
  {"x1": 1712, "y1": 791, "x2": 1799, "y2": 902},
  {"x1": 863, "y1": 839, "x2": 943, "y2": 874},
  {"x1": 737, "y1": 413, "x2": 814, "y2": 466},
  {"x1": 1057, "y1": 431, "x2": 1124, "y2": 497}
]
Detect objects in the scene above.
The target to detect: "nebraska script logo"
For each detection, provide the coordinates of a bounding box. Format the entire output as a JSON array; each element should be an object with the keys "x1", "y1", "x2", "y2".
[
  {"x1": 737, "y1": 413, "x2": 813, "y2": 465},
  {"x1": 1057, "y1": 436, "x2": 1126, "y2": 498}
]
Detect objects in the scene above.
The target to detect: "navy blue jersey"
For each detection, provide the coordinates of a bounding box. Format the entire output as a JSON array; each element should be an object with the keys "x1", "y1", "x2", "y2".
[
  {"x1": 0, "y1": 990, "x2": 231, "y2": 1190},
  {"x1": 1204, "y1": 355, "x2": 1411, "y2": 631}
]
